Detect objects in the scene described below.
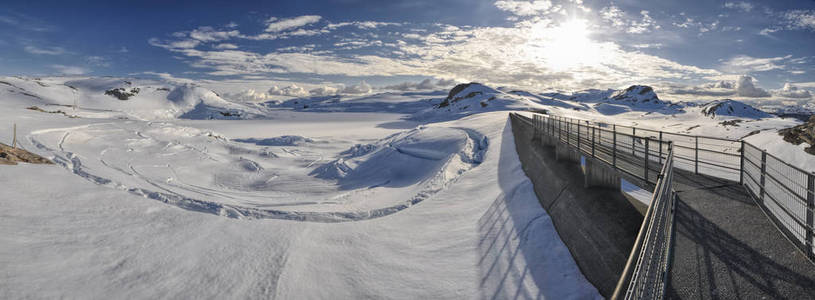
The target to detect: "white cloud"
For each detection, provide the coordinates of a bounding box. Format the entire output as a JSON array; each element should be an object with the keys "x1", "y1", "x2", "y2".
[
  {"x1": 724, "y1": 1, "x2": 753, "y2": 12},
  {"x1": 149, "y1": 11, "x2": 724, "y2": 91},
  {"x1": 309, "y1": 85, "x2": 341, "y2": 96},
  {"x1": 265, "y1": 15, "x2": 321, "y2": 32},
  {"x1": 735, "y1": 75, "x2": 770, "y2": 97},
  {"x1": 759, "y1": 27, "x2": 779, "y2": 36},
  {"x1": 783, "y1": 10, "x2": 815, "y2": 31},
  {"x1": 268, "y1": 84, "x2": 309, "y2": 97},
  {"x1": 667, "y1": 80, "x2": 737, "y2": 97},
  {"x1": 775, "y1": 83, "x2": 812, "y2": 99},
  {"x1": 720, "y1": 54, "x2": 792, "y2": 73},
  {"x1": 326, "y1": 21, "x2": 400, "y2": 30},
  {"x1": 228, "y1": 89, "x2": 274, "y2": 102},
  {"x1": 149, "y1": 38, "x2": 201, "y2": 49},
  {"x1": 384, "y1": 78, "x2": 458, "y2": 91},
  {"x1": 24, "y1": 45, "x2": 65, "y2": 55},
  {"x1": 494, "y1": 0, "x2": 557, "y2": 16},
  {"x1": 189, "y1": 26, "x2": 240, "y2": 42},
  {"x1": 600, "y1": 5, "x2": 625, "y2": 27},
  {"x1": 85, "y1": 56, "x2": 110, "y2": 67},
  {"x1": 342, "y1": 81, "x2": 372, "y2": 94},
  {"x1": 214, "y1": 43, "x2": 239, "y2": 49},
  {"x1": 628, "y1": 10, "x2": 659, "y2": 34},
  {"x1": 51, "y1": 64, "x2": 86, "y2": 75},
  {"x1": 601, "y1": 6, "x2": 659, "y2": 34}
]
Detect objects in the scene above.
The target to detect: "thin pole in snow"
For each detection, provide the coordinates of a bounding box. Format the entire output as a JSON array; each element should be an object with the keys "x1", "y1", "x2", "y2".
[{"x1": 12, "y1": 123, "x2": 17, "y2": 149}]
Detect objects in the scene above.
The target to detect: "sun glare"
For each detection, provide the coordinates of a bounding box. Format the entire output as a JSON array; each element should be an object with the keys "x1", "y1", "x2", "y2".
[{"x1": 529, "y1": 18, "x2": 603, "y2": 71}]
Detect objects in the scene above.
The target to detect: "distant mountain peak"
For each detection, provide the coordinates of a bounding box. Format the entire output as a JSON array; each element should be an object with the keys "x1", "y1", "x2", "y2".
[
  {"x1": 610, "y1": 85, "x2": 662, "y2": 104},
  {"x1": 700, "y1": 99, "x2": 770, "y2": 119}
]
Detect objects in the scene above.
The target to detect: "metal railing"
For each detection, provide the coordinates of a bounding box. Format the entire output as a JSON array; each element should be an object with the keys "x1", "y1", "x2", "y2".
[
  {"x1": 533, "y1": 114, "x2": 670, "y2": 185},
  {"x1": 535, "y1": 112, "x2": 815, "y2": 265},
  {"x1": 742, "y1": 142, "x2": 815, "y2": 260},
  {"x1": 532, "y1": 113, "x2": 676, "y2": 299},
  {"x1": 614, "y1": 150, "x2": 675, "y2": 300}
]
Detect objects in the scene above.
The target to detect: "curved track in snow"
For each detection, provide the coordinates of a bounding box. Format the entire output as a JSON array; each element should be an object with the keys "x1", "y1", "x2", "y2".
[{"x1": 28, "y1": 123, "x2": 488, "y2": 222}]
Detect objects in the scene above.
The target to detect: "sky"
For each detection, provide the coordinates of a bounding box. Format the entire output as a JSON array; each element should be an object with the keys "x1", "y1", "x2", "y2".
[{"x1": 1, "y1": 0, "x2": 814, "y2": 103}]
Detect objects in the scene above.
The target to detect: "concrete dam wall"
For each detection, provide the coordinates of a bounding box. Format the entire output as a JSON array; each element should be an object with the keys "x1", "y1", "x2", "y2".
[{"x1": 509, "y1": 113, "x2": 643, "y2": 297}]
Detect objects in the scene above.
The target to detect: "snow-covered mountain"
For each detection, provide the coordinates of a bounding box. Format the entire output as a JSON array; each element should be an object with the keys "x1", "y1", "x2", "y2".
[
  {"x1": 0, "y1": 76, "x2": 262, "y2": 120},
  {"x1": 700, "y1": 99, "x2": 771, "y2": 119},
  {"x1": 411, "y1": 82, "x2": 545, "y2": 120},
  {"x1": 609, "y1": 85, "x2": 663, "y2": 106}
]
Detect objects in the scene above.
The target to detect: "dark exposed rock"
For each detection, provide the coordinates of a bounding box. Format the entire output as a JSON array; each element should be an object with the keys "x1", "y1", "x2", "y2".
[
  {"x1": 446, "y1": 83, "x2": 478, "y2": 100},
  {"x1": 104, "y1": 87, "x2": 140, "y2": 100},
  {"x1": 720, "y1": 120, "x2": 742, "y2": 127},
  {"x1": 779, "y1": 115, "x2": 815, "y2": 155},
  {"x1": 0, "y1": 142, "x2": 52, "y2": 165}
]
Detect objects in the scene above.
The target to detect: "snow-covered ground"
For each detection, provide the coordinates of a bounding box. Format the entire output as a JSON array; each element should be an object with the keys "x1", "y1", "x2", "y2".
[
  {"x1": 0, "y1": 77, "x2": 598, "y2": 299},
  {"x1": 2, "y1": 75, "x2": 813, "y2": 298}
]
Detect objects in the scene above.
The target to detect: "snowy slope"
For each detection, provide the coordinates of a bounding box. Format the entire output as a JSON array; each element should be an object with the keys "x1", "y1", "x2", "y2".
[
  {"x1": 700, "y1": 99, "x2": 772, "y2": 119},
  {"x1": 1, "y1": 76, "x2": 601, "y2": 299}
]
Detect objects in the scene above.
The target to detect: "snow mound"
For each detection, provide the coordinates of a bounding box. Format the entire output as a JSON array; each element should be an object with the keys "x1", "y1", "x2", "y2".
[
  {"x1": 234, "y1": 135, "x2": 315, "y2": 146},
  {"x1": 312, "y1": 126, "x2": 487, "y2": 190},
  {"x1": 701, "y1": 99, "x2": 771, "y2": 119},
  {"x1": 412, "y1": 83, "x2": 543, "y2": 120}
]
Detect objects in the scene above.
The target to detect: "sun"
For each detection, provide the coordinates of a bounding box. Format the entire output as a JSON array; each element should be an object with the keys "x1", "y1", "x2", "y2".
[{"x1": 528, "y1": 18, "x2": 604, "y2": 71}]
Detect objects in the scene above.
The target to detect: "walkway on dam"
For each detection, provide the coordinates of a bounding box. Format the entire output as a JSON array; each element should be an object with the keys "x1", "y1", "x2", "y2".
[
  {"x1": 510, "y1": 113, "x2": 815, "y2": 299},
  {"x1": 667, "y1": 170, "x2": 815, "y2": 299}
]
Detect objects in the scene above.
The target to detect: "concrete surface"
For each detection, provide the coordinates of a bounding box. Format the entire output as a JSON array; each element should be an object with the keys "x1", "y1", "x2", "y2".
[
  {"x1": 666, "y1": 170, "x2": 815, "y2": 299},
  {"x1": 511, "y1": 114, "x2": 643, "y2": 297}
]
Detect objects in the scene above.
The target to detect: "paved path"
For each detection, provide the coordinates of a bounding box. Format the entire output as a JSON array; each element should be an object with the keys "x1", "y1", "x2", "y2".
[{"x1": 667, "y1": 170, "x2": 815, "y2": 299}]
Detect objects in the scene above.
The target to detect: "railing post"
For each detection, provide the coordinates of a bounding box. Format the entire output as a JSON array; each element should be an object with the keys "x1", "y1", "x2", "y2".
[
  {"x1": 807, "y1": 172, "x2": 815, "y2": 260},
  {"x1": 613, "y1": 125, "x2": 617, "y2": 167},
  {"x1": 632, "y1": 127, "x2": 637, "y2": 156},
  {"x1": 659, "y1": 131, "x2": 663, "y2": 165},
  {"x1": 559, "y1": 118, "x2": 562, "y2": 143},
  {"x1": 695, "y1": 136, "x2": 699, "y2": 174},
  {"x1": 645, "y1": 138, "x2": 650, "y2": 182},
  {"x1": 577, "y1": 121, "x2": 581, "y2": 152},
  {"x1": 12, "y1": 123, "x2": 17, "y2": 149},
  {"x1": 592, "y1": 126, "x2": 596, "y2": 158},
  {"x1": 759, "y1": 150, "x2": 767, "y2": 203},
  {"x1": 739, "y1": 141, "x2": 745, "y2": 185}
]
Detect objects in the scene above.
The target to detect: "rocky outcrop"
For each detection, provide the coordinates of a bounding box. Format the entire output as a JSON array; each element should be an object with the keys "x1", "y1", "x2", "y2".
[
  {"x1": 105, "y1": 87, "x2": 140, "y2": 100},
  {"x1": 610, "y1": 85, "x2": 662, "y2": 104},
  {"x1": 779, "y1": 115, "x2": 815, "y2": 155},
  {"x1": 0, "y1": 143, "x2": 52, "y2": 165}
]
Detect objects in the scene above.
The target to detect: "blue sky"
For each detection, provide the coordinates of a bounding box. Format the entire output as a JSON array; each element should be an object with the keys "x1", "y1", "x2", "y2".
[{"x1": 1, "y1": 0, "x2": 814, "y2": 102}]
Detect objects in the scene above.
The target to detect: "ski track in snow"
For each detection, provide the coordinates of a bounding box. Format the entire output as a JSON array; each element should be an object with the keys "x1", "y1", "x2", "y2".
[{"x1": 27, "y1": 124, "x2": 489, "y2": 223}]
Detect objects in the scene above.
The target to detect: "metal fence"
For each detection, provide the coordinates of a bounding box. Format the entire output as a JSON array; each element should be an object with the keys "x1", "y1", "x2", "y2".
[
  {"x1": 616, "y1": 149, "x2": 675, "y2": 300},
  {"x1": 534, "y1": 114, "x2": 669, "y2": 185},
  {"x1": 742, "y1": 142, "x2": 815, "y2": 260},
  {"x1": 535, "y1": 112, "x2": 815, "y2": 266},
  {"x1": 532, "y1": 114, "x2": 676, "y2": 299}
]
